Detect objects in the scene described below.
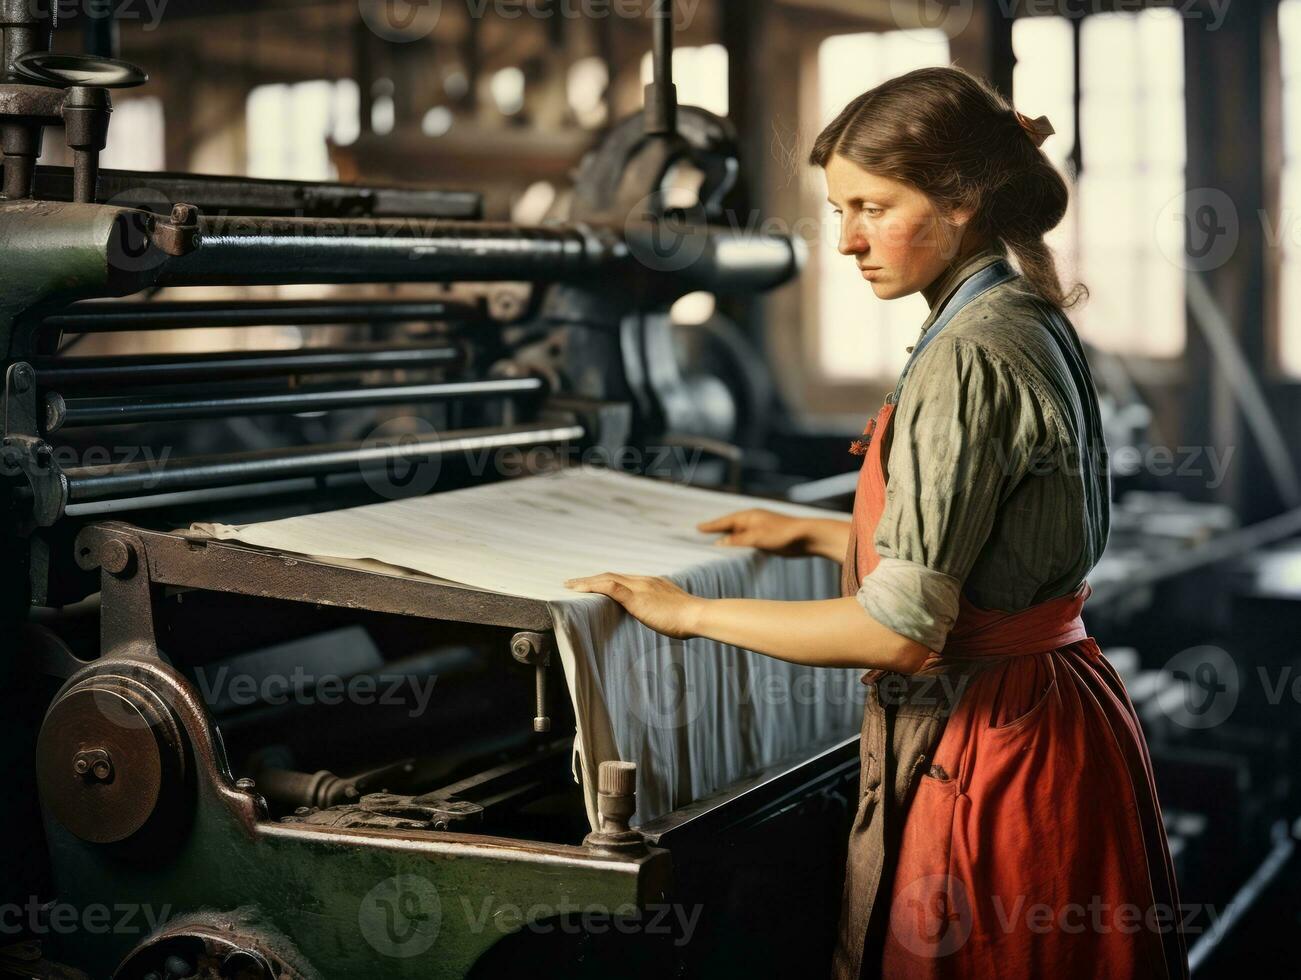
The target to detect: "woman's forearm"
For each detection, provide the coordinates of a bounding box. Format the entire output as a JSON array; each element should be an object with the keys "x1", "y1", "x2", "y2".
[
  {"x1": 690, "y1": 595, "x2": 931, "y2": 674},
  {"x1": 795, "y1": 518, "x2": 853, "y2": 562}
]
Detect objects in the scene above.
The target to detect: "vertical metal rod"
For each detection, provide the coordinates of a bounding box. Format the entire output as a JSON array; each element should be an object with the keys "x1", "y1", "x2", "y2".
[
  {"x1": 533, "y1": 664, "x2": 550, "y2": 733},
  {"x1": 643, "y1": 0, "x2": 677, "y2": 136},
  {"x1": 71, "y1": 148, "x2": 97, "y2": 203}
]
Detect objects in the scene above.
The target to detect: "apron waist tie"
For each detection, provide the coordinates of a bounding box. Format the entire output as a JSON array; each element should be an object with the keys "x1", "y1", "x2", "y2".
[{"x1": 942, "y1": 582, "x2": 1092, "y2": 660}]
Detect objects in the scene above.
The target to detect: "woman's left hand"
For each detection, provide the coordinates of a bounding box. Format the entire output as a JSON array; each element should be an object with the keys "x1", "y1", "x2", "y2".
[{"x1": 564, "y1": 573, "x2": 706, "y2": 640}]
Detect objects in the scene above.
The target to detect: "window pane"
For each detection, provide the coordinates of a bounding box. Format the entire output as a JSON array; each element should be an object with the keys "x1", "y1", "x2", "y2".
[
  {"x1": 641, "y1": 44, "x2": 729, "y2": 118},
  {"x1": 816, "y1": 30, "x2": 949, "y2": 380},
  {"x1": 1138, "y1": 9, "x2": 1184, "y2": 95},
  {"x1": 247, "y1": 80, "x2": 357, "y2": 181},
  {"x1": 1141, "y1": 254, "x2": 1187, "y2": 358},
  {"x1": 1082, "y1": 95, "x2": 1140, "y2": 171},
  {"x1": 1013, "y1": 16, "x2": 1076, "y2": 172},
  {"x1": 1283, "y1": 255, "x2": 1301, "y2": 377},
  {"x1": 818, "y1": 30, "x2": 949, "y2": 127},
  {"x1": 1081, "y1": 15, "x2": 1139, "y2": 97},
  {"x1": 1280, "y1": 0, "x2": 1301, "y2": 376},
  {"x1": 101, "y1": 97, "x2": 165, "y2": 172},
  {"x1": 1075, "y1": 9, "x2": 1185, "y2": 357}
]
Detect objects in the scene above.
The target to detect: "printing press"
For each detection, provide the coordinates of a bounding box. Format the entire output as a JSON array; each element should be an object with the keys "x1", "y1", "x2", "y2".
[{"x1": 0, "y1": 6, "x2": 860, "y2": 978}]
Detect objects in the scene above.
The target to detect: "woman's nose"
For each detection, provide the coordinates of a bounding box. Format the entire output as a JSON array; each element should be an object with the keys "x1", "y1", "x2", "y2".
[{"x1": 838, "y1": 219, "x2": 867, "y2": 256}]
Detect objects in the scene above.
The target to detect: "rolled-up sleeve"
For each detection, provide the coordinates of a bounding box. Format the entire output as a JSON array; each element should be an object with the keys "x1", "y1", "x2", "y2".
[{"x1": 856, "y1": 335, "x2": 1047, "y2": 652}]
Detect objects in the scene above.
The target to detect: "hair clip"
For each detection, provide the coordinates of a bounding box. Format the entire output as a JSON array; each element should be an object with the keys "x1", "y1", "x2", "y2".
[{"x1": 1014, "y1": 110, "x2": 1055, "y2": 148}]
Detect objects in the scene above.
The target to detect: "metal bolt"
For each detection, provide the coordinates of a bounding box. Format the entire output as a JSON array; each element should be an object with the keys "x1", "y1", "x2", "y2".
[
  {"x1": 100, "y1": 539, "x2": 134, "y2": 576},
  {"x1": 12, "y1": 361, "x2": 33, "y2": 393},
  {"x1": 220, "y1": 949, "x2": 273, "y2": 979},
  {"x1": 12, "y1": 363, "x2": 33, "y2": 393},
  {"x1": 73, "y1": 748, "x2": 113, "y2": 783},
  {"x1": 235, "y1": 777, "x2": 256, "y2": 792},
  {"x1": 511, "y1": 637, "x2": 533, "y2": 661},
  {"x1": 170, "y1": 202, "x2": 198, "y2": 225},
  {"x1": 534, "y1": 666, "x2": 550, "y2": 733}
]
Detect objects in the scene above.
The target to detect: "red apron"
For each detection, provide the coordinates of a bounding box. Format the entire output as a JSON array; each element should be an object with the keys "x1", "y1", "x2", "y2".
[{"x1": 841, "y1": 400, "x2": 1189, "y2": 979}]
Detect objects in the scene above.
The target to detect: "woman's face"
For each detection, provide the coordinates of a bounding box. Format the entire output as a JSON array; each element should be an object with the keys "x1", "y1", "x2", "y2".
[{"x1": 824, "y1": 153, "x2": 972, "y2": 301}]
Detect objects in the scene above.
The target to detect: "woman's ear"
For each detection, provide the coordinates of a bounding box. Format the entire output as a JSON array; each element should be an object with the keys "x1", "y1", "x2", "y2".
[{"x1": 947, "y1": 204, "x2": 977, "y2": 229}]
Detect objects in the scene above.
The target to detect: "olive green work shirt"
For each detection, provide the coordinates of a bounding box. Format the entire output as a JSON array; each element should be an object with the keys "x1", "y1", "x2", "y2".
[{"x1": 854, "y1": 248, "x2": 1111, "y2": 653}]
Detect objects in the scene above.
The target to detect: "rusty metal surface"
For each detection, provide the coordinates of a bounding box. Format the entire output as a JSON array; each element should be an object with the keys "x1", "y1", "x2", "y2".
[
  {"x1": 35, "y1": 675, "x2": 187, "y2": 844},
  {"x1": 75, "y1": 526, "x2": 163, "y2": 662},
  {"x1": 77, "y1": 521, "x2": 554, "y2": 631},
  {"x1": 0, "y1": 82, "x2": 64, "y2": 120},
  {"x1": 112, "y1": 911, "x2": 316, "y2": 980},
  {"x1": 39, "y1": 658, "x2": 672, "y2": 976}
]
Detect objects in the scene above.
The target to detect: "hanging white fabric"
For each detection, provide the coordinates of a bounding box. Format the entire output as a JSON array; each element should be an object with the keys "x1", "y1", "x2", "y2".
[{"x1": 191, "y1": 467, "x2": 862, "y2": 831}]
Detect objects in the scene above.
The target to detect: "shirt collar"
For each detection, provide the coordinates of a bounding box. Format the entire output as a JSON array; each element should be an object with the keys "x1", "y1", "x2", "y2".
[{"x1": 915, "y1": 245, "x2": 1011, "y2": 340}]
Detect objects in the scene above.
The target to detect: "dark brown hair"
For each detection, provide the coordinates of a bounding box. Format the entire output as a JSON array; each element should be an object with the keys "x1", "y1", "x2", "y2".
[{"x1": 811, "y1": 65, "x2": 1086, "y2": 309}]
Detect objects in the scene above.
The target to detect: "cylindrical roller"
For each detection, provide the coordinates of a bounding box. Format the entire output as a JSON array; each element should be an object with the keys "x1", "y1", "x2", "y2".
[
  {"x1": 33, "y1": 344, "x2": 460, "y2": 387},
  {"x1": 62, "y1": 423, "x2": 584, "y2": 502},
  {"x1": 41, "y1": 298, "x2": 482, "y2": 332},
  {"x1": 45, "y1": 377, "x2": 542, "y2": 431}
]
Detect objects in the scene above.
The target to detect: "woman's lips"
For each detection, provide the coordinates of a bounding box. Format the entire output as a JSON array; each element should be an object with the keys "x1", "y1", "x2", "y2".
[{"x1": 860, "y1": 267, "x2": 882, "y2": 279}]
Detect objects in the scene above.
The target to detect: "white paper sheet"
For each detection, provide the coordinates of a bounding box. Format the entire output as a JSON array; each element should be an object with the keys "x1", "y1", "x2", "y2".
[{"x1": 191, "y1": 467, "x2": 863, "y2": 830}]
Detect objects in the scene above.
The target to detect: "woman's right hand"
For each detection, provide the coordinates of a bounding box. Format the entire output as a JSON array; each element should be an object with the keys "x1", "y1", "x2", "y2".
[{"x1": 697, "y1": 509, "x2": 812, "y2": 557}]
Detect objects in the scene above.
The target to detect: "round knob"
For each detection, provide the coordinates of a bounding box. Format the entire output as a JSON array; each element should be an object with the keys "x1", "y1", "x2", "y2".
[
  {"x1": 13, "y1": 52, "x2": 148, "y2": 89},
  {"x1": 598, "y1": 760, "x2": 637, "y2": 797}
]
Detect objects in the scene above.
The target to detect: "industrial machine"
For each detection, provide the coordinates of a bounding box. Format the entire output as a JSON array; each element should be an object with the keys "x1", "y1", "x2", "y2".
[{"x1": 1, "y1": 5, "x2": 855, "y2": 978}]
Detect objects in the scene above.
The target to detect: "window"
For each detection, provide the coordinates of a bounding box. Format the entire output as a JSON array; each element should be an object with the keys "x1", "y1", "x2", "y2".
[
  {"x1": 816, "y1": 29, "x2": 950, "y2": 381},
  {"x1": 640, "y1": 43, "x2": 729, "y2": 118},
  {"x1": 246, "y1": 79, "x2": 360, "y2": 181},
  {"x1": 1076, "y1": 9, "x2": 1186, "y2": 358},
  {"x1": 569, "y1": 56, "x2": 609, "y2": 128},
  {"x1": 1012, "y1": 16, "x2": 1079, "y2": 292},
  {"x1": 1279, "y1": 0, "x2": 1301, "y2": 377},
  {"x1": 101, "y1": 96, "x2": 165, "y2": 172}
]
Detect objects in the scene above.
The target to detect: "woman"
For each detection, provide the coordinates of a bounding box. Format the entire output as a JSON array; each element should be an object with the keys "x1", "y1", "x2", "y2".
[{"x1": 566, "y1": 67, "x2": 1187, "y2": 979}]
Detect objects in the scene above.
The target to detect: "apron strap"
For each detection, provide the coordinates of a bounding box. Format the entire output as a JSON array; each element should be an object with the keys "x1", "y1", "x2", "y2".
[{"x1": 891, "y1": 258, "x2": 1019, "y2": 404}]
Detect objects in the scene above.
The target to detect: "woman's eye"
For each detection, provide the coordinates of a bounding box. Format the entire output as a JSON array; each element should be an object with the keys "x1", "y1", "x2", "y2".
[{"x1": 865, "y1": 208, "x2": 884, "y2": 217}]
